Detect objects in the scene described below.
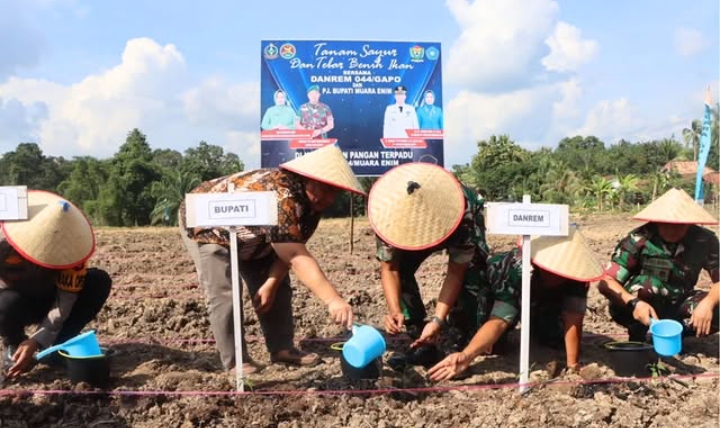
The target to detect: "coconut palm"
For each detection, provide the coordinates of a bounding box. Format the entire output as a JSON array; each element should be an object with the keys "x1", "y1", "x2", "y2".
[
  {"x1": 683, "y1": 119, "x2": 702, "y2": 161},
  {"x1": 582, "y1": 176, "x2": 614, "y2": 211},
  {"x1": 150, "y1": 170, "x2": 202, "y2": 225},
  {"x1": 539, "y1": 161, "x2": 582, "y2": 204},
  {"x1": 614, "y1": 173, "x2": 640, "y2": 211}
]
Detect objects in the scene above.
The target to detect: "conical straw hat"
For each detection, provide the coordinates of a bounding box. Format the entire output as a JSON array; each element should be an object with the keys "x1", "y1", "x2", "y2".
[
  {"x1": 368, "y1": 163, "x2": 464, "y2": 250},
  {"x1": 530, "y1": 224, "x2": 603, "y2": 282},
  {"x1": 1, "y1": 190, "x2": 95, "y2": 269},
  {"x1": 632, "y1": 187, "x2": 718, "y2": 225},
  {"x1": 280, "y1": 144, "x2": 365, "y2": 195}
]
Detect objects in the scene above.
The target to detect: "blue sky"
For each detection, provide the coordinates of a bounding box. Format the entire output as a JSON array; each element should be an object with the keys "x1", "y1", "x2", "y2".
[{"x1": 0, "y1": 0, "x2": 717, "y2": 169}]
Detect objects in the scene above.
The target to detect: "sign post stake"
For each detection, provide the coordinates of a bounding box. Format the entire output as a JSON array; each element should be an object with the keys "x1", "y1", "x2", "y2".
[
  {"x1": 184, "y1": 188, "x2": 278, "y2": 392},
  {"x1": 519, "y1": 195, "x2": 532, "y2": 393},
  {"x1": 227, "y1": 183, "x2": 245, "y2": 392},
  {"x1": 485, "y1": 196, "x2": 569, "y2": 395}
]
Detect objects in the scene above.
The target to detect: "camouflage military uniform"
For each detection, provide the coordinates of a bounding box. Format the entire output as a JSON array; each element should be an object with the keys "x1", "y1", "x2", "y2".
[
  {"x1": 606, "y1": 223, "x2": 720, "y2": 337},
  {"x1": 376, "y1": 185, "x2": 489, "y2": 335},
  {"x1": 482, "y1": 249, "x2": 589, "y2": 347}
]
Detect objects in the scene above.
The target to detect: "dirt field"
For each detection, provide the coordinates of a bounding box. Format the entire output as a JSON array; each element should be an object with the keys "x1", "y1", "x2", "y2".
[{"x1": 1, "y1": 213, "x2": 718, "y2": 428}]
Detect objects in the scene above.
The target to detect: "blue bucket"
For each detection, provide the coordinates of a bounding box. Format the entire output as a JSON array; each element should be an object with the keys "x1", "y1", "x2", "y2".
[
  {"x1": 649, "y1": 319, "x2": 683, "y2": 357},
  {"x1": 36, "y1": 330, "x2": 103, "y2": 360},
  {"x1": 342, "y1": 324, "x2": 386, "y2": 368}
]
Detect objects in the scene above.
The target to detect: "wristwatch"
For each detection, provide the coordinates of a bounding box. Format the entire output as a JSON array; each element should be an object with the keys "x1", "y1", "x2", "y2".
[
  {"x1": 429, "y1": 315, "x2": 446, "y2": 328},
  {"x1": 627, "y1": 297, "x2": 641, "y2": 310}
]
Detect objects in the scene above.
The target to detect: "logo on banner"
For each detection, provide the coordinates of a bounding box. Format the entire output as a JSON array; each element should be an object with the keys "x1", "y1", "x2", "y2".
[
  {"x1": 280, "y1": 44, "x2": 296, "y2": 60},
  {"x1": 409, "y1": 45, "x2": 425, "y2": 62},
  {"x1": 263, "y1": 43, "x2": 279, "y2": 60},
  {"x1": 425, "y1": 46, "x2": 439, "y2": 60}
]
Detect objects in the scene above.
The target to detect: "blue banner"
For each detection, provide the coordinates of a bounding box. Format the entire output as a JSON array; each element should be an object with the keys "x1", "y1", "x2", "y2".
[
  {"x1": 695, "y1": 101, "x2": 712, "y2": 201},
  {"x1": 260, "y1": 40, "x2": 444, "y2": 176}
]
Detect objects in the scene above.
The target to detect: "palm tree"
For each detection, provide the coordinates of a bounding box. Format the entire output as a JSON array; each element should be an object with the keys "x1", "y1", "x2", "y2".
[
  {"x1": 150, "y1": 170, "x2": 202, "y2": 225},
  {"x1": 683, "y1": 119, "x2": 702, "y2": 161},
  {"x1": 615, "y1": 173, "x2": 640, "y2": 211},
  {"x1": 539, "y1": 161, "x2": 582, "y2": 204},
  {"x1": 582, "y1": 176, "x2": 613, "y2": 211},
  {"x1": 658, "y1": 138, "x2": 683, "y2": 164}
]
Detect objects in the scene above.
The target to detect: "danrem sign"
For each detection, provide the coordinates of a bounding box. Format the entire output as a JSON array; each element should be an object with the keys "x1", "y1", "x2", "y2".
[
  {"x1": 486, "y1": 203, "x2": 569, "y2": 237},
  {"x1": 260, "y1": 40, "x2": 445, "y2": 176}
]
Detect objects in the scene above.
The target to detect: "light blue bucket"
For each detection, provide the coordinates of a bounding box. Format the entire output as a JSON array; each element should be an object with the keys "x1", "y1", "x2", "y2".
[
  {"x1": 342, "y1": 324, "x2": 386, "y2": 368},
  {"x1": 35, "y1": 330, "x2": 103, "y2": 360},
  {"x1": 649, "y1": 319, "x2": 683, "y2": 357}
]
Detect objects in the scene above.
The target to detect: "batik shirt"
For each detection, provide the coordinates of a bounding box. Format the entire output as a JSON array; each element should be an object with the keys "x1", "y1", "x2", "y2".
[
  {"x1": 179, "y1": 169, "x2": 321, "y2": 261},
  {"x1": 606, "y1": 223, "x2": 720, "y2": 306},
  {"x1": 0, "y1": 231, "x2": 88, "y2": 348},
  {"x1": 376, "y1": 184, "x2": 489, "y2": 273},
  {"x1": 483, "y1": 249, "x2": 588, "y2": 324},
  {"x1": 298, "y1": 102, "x2": 333, "y2": 136}
]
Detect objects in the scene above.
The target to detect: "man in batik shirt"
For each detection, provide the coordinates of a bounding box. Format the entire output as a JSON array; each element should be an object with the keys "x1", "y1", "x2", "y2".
[
  {"x1": 296, "y1": 85, "x2": 334, "y2": 139},
  {"x1": 368, "y1": 163, "x2": 489, "y2": 364},
  {"x1": 179, "y1": 145, "x2": 364, "y2": 373},
  {"x1": 428, "y1": 225, "x2": 603, "y2": 381},
  {"x1": 598, "y1": 188, "x2": 719, "y2": 341}
]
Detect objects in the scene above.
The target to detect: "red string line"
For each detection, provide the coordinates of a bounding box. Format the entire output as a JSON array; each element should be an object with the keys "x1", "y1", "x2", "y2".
[{"x1": 0, "y1": 372, "x2": 716, "y2": 398}]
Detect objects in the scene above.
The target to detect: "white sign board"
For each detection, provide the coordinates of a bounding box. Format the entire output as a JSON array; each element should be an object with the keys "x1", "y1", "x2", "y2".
[
  {"x1": 184, "y1": 191, "x2": 278, "y2": 227},
  {"x1": 0, "y1": 186, "x2": 28, "y2": 221},
  {"x1": 485, "y1": 202, "x2": 569, "y2": 236}
]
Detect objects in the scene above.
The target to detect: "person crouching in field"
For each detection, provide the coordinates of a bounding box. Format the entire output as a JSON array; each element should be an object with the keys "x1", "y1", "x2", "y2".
[
  {"x1": 179, "y1": 144, "x2": 365, "y2": 374},
  {"x1": 428, "y1": 225, "x2": 603, "y2": 380},
  {"x1": 598, "y1": 188, "x2": 719, "y2": 342},
  {"x1": 367, "y1": 163, "x2": 489, "y2": 365},
  {"x1": 0, "y1": 191, "x2": 112, "y2": 379}
]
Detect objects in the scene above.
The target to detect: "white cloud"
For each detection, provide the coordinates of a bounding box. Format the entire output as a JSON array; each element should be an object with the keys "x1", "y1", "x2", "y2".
[
  {"x1": 0, "y1": 37, "x2": 261, "y2": 166},
  {"x1": 444, "y1": 82, "x2": 566, "y2": 165},
  {"x1": 571, "y1": 98, "x2": 651, "y2": 143},
  {"x1": 0, "y1": 38, "x2": 187, "y2": 155},
  {"x1": 0, "y1": 97, "x2": 48, "y2": 143},
  {"x1": 440, "y1": 0, "x2": 600, "y2": 167},
  {"x1": 542, "y1": 22, "x2": 598, "y2": 72},
  {"x1": 674, "y1": 27, "x2": 707, "y2": 57},
  {"x1": 552, "y1": 78, "x2": 583, "y2": 119},
  {"x1": 182, "y1": 77, "x2": 258, "y2": 130},
  {"x1": 444, "y1": 0, "x2": 560, "y2": 92}
]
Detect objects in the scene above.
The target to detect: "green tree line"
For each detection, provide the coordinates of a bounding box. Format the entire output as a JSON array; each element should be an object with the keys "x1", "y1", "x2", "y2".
[
  {"x1": 1, "y1": 105, "x2": 717, "y2": 226},
  {"x1": 0, "y1": 129, "x2": 243, "y2": 226}
]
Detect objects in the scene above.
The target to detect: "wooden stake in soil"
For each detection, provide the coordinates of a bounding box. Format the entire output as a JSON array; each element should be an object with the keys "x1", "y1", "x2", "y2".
[
  {"x1": 227, "y1": 182, "x2": 245, "y2": 392},
  {"x1": 349, "y1": 195, "x2": 354, "y2": 254},
  {"x1": 185, "y1": 184, "x2": 279, "y2": 392}
]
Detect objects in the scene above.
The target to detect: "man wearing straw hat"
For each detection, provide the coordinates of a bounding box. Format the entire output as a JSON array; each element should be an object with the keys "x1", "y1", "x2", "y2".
[
  {"x1": 598, "y1": 188, "x2": 719, "y2": 342},
  {"x1": 427, "y1": 225, "x2": 604, "y2": 380},
  {"x1": 179, "y1": 144, "x2": 364, "y2": 373},
  {"x1": 367, "y1": 162, "x2": 489, "y2": 364},
  {"x1": 0, "y1": 191, "x2": 112, "y2": 379}
]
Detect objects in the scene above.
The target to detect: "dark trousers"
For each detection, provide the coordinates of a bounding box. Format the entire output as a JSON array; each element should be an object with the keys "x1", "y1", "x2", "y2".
[
  {"x1": 396, "y1": 250, "x2": 478, "y2": 337},
  {"x1": 609, "y1": 289, "x2": 719, "y2": 340},
  {"x1": 181, "y1": 233, "x2": 294, "y2": 370},
  {"x1": 0, "y1": 268, "x2": 112, "y2": 348}
]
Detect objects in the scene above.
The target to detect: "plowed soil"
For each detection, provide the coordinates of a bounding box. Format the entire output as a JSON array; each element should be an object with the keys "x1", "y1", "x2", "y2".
[{"x1": 1, "y1": 214, "x2": 718, "y2": 428}]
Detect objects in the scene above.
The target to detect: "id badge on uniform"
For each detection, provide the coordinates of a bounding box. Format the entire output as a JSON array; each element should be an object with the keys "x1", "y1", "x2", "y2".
[{"x1": 640, "y1": 257, "x2": 673, "y2": 282}]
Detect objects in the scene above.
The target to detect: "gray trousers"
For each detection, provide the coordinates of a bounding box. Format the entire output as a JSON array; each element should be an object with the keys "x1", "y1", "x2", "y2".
[{"x1": 181, "y1": 232, "x2": 294, "y2": 369}]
